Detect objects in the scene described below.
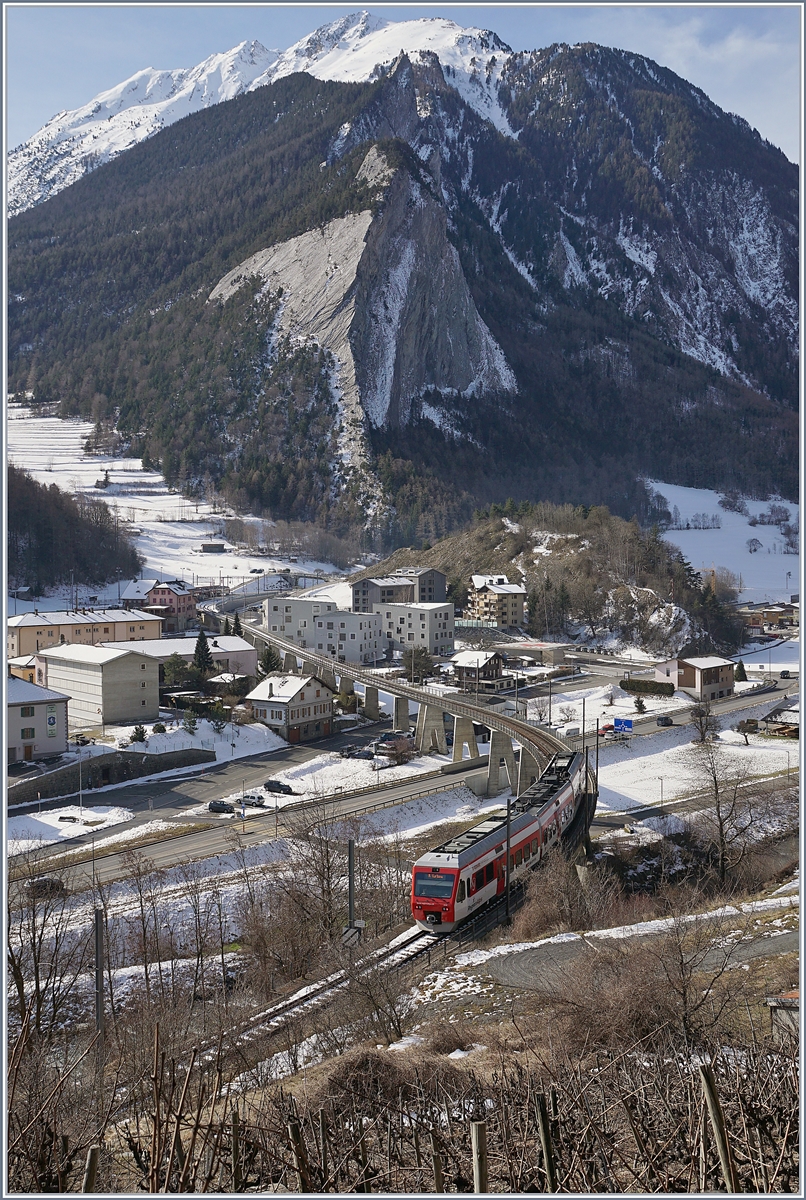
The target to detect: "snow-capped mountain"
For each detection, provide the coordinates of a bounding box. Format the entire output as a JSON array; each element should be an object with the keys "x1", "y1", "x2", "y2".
[
  {"x1": 7, "y1": 39, "x2": 279, "y2": 215},
  {"x1": 254, "y1": 11, "x2": 513, "y2": 132},
  {"x1": 8, "y1": 12, "x2": 512, "y2": 216},
  {"x1": 8, "y1": 17, "x2": 798, "y2": 534}
]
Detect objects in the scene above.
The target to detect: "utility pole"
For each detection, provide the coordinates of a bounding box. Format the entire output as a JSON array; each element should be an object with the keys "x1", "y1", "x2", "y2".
[
  {"x1": 548, "y1": 678, "x2": 552, "y2": 728},
  {"x1": 348, "y1": 839, "x2": 355, "y2": 928}
]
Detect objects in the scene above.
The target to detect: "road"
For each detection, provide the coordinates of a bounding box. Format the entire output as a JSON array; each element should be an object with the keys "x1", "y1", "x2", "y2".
[
  {"x1": 18, "y1": 752, "x2": 489, "y2": 892},
  {"x1": 485, "y1": 923, "x2": 798, "y2": 990}
]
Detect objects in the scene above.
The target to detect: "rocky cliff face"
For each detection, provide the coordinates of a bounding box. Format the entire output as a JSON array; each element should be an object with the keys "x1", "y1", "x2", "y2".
[{"x1": 209, "y1": 143, "x2": 515, "y2": 467}]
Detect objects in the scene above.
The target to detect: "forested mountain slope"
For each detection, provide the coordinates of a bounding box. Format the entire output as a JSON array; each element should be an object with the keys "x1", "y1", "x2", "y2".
[{"x1": 8, "y1": 25, "x2": 797, "y2": 547}]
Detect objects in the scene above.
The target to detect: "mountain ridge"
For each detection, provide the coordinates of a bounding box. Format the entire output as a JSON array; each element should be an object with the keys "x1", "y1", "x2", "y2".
[{"x1": 7, "y1": 18, "x2": 798, "y2": 543}]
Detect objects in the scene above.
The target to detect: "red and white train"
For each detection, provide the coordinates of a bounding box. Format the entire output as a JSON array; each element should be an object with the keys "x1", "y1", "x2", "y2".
[{"x1": 411, "y1": 752, "x2": 586, "y2": 932}]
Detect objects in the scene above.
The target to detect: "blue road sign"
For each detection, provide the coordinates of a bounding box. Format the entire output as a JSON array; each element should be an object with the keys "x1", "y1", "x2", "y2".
[{"x1": 614, "y1": 718, "x2": 633, "y2": 732}]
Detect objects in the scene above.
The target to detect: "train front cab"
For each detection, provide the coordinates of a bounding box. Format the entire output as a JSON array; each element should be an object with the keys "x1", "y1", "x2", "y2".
[{"x1": 412, "y1": 866, "x2": 458, "y2": 931}]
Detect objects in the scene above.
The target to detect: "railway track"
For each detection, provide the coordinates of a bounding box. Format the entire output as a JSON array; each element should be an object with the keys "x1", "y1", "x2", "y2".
[
  {"x1": 202, "y1": 794, "x2": 597, "y2": 1064},
  {"x1": 245, "y1": 628, "x2": 570, "y2": 767}
]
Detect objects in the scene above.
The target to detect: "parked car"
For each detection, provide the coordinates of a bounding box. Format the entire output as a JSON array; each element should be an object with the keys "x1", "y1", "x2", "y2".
[
  {"x1": 208, "y1": 799, "x2": 235, "y2": 814},
  {"x1": 339, "y1": 744, "x2": 360, "y2": 758},
  {"x1": 351, "y1": 749, "x2": 376, "y2": 761},
  {"x1": 264, "y1": 779, "x2": 294, "y2": 794},
  {"x1": 27, "y1": 876, "x2": 67, "y2": 900},
  {"x1": 242, "y1": 794, "x2": 265, "y2": 807},
  {"x1": 656, "y1": 715, "x2": 674, "y2": 727},
  {"x1": 780, "y1": 670, "x2": 791, "y2": 679},
  {"x1": 597, "y1": 723, "x2": 614, "y2": 736},
  {"x1": 604, "y1": 731, "x2": 628, "y2": 741}
]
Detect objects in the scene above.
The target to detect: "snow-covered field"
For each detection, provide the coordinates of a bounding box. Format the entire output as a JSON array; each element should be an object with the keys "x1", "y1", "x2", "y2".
[
  {"x1": 596, "y1": 700, "x2": 797, "y2": 814},
  {"x1": 200, "y1": 746, "x2": 462, "y2": 811},
  {"x1": 739, "y1": 639, "x2": 800, "y2": 672},
  {"x1": 650, "y1": 480, "x2": 799, "y2": 604},
  {"x1": 98, "y1": 715, "x2": 286, "y2": 760},
  {"x1": 8, "y1": 804, "x2": 134, "y2": 853},
  {"x1": 527, "y1": 681, "x2": 692, "y2": 730},
  {"x1": 6, "y1": 405, "x2": 340, "y2": 604}
]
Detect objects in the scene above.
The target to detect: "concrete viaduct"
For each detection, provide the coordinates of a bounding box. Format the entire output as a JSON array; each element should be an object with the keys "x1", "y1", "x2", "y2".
[{"x1": 244, "y1": 627, "x2": 578, "y2": 799}]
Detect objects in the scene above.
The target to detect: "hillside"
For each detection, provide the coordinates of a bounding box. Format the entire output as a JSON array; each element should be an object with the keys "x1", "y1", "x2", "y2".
[
  {"x1": 7, "y1": 465, "x2": 142, "y2": 591},
  {"x1": 8, "y1": 17, "x2": 798, "y2": 543},
  {"x1": 355, "y1": 501, "x2": 743, "y2": 654}
]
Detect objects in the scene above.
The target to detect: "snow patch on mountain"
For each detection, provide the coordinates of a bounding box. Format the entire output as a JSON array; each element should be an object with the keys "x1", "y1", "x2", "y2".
[{"x1": 7, "y1": 40, "x2": 278, "y2": 215}]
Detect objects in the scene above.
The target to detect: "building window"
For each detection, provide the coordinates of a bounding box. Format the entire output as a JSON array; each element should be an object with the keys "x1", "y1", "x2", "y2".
[
  {"x1": 141, "y1": 663, "x2": 146, "y2": 670},
  {"x1": 20, "y1": 706, "x2": 35, "y2": 718},
  {"x1": 141, "y1": 681, "x2": 147, "y2": 688},
  {"x1": 142, "y1": 699, "x2": 147, "y2": 706},
  {"x1": 21, "y1": 728, "x2": 35, "y2": 740}
]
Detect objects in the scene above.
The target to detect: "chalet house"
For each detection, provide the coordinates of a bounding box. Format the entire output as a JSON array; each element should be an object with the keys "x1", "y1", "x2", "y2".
[
  {"x1": 655, "y1": 655, "x2": 735, "y2": 701},
  {"x1": 246, "y1": 674, "x2": 333, "y2": 743},
  {"x1": 451, "y1": 650, "x2": 508, "y2": 693}
]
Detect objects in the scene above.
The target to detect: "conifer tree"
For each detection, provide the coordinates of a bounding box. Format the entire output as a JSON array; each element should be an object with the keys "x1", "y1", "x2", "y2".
[
  {"x1": 232, "y1": 612, "x2": 242, "y2": 636},
  {"x1": 223, "y1": 617, "x2": 231, "y2": 636},
  {"x1": 193, "y1": 631, "x2": 214, "y2": 674},
  {"x1": 258, "y1": 644, "x2": 281, "y2": 677},
  {"x1": 734, "y1": 659, "x2": 747, "y2": 682}
]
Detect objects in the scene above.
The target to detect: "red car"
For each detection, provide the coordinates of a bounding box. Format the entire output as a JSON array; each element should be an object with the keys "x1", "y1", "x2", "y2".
[{"x1": 598, "y1": 723, "x2": 614, "y2": 735}]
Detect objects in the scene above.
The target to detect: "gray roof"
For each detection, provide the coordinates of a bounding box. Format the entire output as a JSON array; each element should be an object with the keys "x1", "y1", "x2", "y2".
[{"x1": 6, "y1": 676, "x2": 70, "y2": 705}]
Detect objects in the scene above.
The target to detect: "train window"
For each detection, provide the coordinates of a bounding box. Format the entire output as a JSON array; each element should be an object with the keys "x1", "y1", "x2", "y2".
[
  {"x1": 523, "y1": 842, "x2": 531, "y2": 861},
  {"x1": 414, "y1": 871, "x2": 456, "y2": 898},
  {"x1": 474, "y1": 869, "x2": 484, "y2": 892},
  {"x1": 457, "y1": 879, "x2": 466, "y2": 903},
  {"x1": 515, "y1": 849, "x2": 523, "y2": 867},
  {"x1": 486, "y1": 862, "x2": 494, "y2": 884},
  {"x1": 509, "y1": 854, "x2": 515, "y2": 872},
  {"x1": 532, "y1": 838, "x2": 539, "y2": 854}
]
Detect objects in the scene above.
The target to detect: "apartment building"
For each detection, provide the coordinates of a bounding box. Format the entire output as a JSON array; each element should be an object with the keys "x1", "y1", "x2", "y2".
[
  {"x1": 465, "y1": 575, "x2": 526, "y2": 629},
  {"x1": 247, "y1": 674, "x2": 333, "y2": 742},
  {"x1": 36, "y1": 644, "x2": 160, "y2": 728},
  {"x1": 351, "y1": 567, "x2": 447, "y2": 612},
  {"x1": 7, "y1": 608, "x2": 163, "y2": 657},
  {"x1": 101, "y1": 634, "x2": 258, "y2": 678},
  {"x1": 373, "y1": 601, "x2": 454, "y2": 655},
  {"x1": 263, "y1": 597, "x2": 383, "y2": 664}
]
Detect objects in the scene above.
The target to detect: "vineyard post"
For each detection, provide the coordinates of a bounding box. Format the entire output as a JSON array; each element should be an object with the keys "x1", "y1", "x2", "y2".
[{"x1": 471, "y1": 1121, "x2": 488, "y2": 1193}]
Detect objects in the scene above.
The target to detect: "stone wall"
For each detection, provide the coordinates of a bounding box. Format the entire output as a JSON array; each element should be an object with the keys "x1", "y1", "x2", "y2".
[{"x1": 7, "y1": 747, "x2": 216, "y2": 806}]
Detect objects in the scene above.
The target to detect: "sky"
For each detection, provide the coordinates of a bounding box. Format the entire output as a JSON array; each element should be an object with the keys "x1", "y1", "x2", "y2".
[{"x1": 4, "y1": 3, "x2": 802, "y2": 163}]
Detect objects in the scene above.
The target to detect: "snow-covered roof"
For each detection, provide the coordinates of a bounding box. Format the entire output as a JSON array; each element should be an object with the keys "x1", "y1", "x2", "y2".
[
  {"x1": 6, "y1": 676, "x2": 70, "y2": 705},
  {"x1": 8, "y1": 655, "x2": 37, "y2": 667},
  {"x1": 682, "y1": 656, "x2": 735, "y2": 670},
  {"x1": 471, "y1": 574, "x2": 510, "y2": 588},
  {"x1": 361, "y1": 576, "x2": 415, "y2": 587},
  {"x1": 208, "y1": 672, "x2": 247, "y2": 683},
  {"x1": 247, "y1": 674, "x2": 332, "y2": 703},
  {"x1": 8, "y1": 607, "x2": 160, "y2": 627},
  {"x1": 470, "y1": 575, "x2": 525, "y2": 595},
  {"x1": 37, "y1": 644, "x2": 142, "y2": 665},
  {"x1": 373, "y1": 601, "x2": 449, "y2": 612},
  {"x1": 452, "y1": 650, "x2": 501, "y2": 667},
  {"x1": 122, "y1": 579, "x2": 159, "y2": 600},
  {"x1": 100, "y1": 635, "x2": 254, "y2": 658}
]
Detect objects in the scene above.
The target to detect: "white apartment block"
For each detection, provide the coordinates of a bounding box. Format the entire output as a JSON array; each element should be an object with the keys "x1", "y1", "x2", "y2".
[
  {"x1": 263, "y1": 597, "x2": 383, "y2": 664},
  {"x1": 373, "y1": 602, "x2": 455, "y2": 655}
]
